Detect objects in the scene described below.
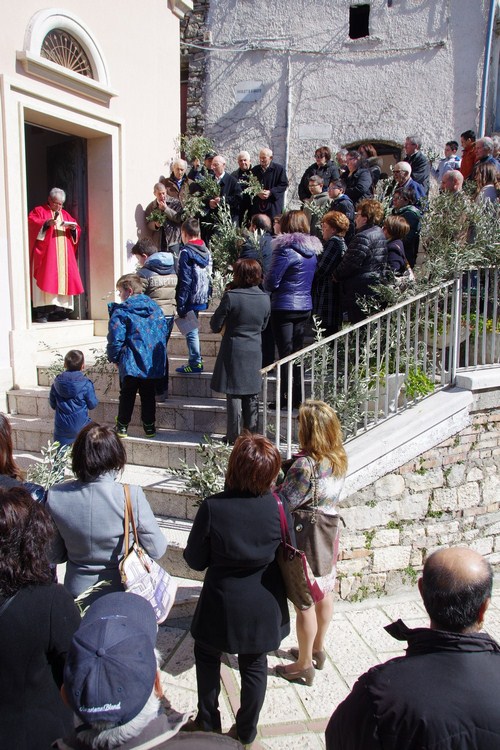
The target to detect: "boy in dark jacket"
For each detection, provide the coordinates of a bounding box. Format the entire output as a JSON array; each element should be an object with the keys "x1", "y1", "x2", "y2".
[
  {"x1": 49, "y1": 349, "x2": 98, "y2": 447},
  {"x1": 107, "y1": 274, "x2": 167, "y2": 438},
  {"x1": 131, "y1": 237, "x2": 177, "y2": 401},
  {"x1": 175, "y1": 218, "x2": 212, "y2": 374}
]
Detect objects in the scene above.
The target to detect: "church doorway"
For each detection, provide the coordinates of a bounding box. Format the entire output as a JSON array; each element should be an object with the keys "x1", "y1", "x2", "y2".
[{"x1": 24, "y1": 123, "x2": 89, "y2": 320}]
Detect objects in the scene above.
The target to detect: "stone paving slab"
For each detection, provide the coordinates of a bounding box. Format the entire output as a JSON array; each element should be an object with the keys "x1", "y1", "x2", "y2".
[{"x1": 158, "y1": 579, "x2": 500, "y2": 749}]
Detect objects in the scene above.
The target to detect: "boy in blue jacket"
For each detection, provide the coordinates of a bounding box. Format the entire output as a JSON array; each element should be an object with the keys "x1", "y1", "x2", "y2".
[
  {"x1": 49, "y1": 349, "x2": 98, "y2": 446},
  {"x1": 175, "y1": 218, "x2": 212, "y2": 374},
  {"x1": 107, "y1": 274, "x2": 167, "y2": 438}
]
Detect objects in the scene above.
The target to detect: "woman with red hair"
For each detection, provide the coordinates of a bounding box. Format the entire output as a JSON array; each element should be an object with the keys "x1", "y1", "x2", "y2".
[{"x1": 184, "y1": 432, "x2": 293, "y2": 747}]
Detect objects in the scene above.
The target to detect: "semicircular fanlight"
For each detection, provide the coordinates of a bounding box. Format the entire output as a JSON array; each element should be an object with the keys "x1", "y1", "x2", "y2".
[{"x1": 41, "y1": 29, "x2": 93, "y2": 78}]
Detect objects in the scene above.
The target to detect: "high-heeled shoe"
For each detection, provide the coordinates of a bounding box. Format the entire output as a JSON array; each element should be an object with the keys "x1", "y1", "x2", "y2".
[
  {"x1": 289, "y1": 647, "x2": 326, "y2": 670},
  {"x1": 275, "y1": 663, "x2": 315, "y2": 686}
]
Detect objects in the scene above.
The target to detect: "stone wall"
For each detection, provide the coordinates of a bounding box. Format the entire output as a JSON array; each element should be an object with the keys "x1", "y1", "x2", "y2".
[
  {"x1": 337, "y1": 403, "x2": 500, "y2": 602},
  {"x1": 181, "y1": 0, "x2": 208, "y2": 134}
]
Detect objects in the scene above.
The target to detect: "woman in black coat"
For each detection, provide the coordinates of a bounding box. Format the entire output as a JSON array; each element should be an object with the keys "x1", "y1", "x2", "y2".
[
  {"x1": 0, "y1": 486, "x2": 81, "y2": 749},
  {"x1": 312, "y1": 210, "x2": 350, "y2": 337},
  {"x1": 210, "y1": 258, "x2": 270, "y2": 445},
  {"x1": 184, "y1": 433, "x2": 293, "y2": 746},
  {"x1": 332, "y1": 198, "x2": 388, "y2": 323}
]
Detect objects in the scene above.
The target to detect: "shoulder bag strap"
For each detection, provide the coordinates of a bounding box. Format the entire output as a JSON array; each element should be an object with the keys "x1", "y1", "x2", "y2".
[
  {"x1": 0, "y1": 591, "x2": 18, "y2": 619},
  {"x1": 123, "y1": 484, "x2": 140, "y2": 552},
  {"x1": 273, "y1": 491, "x2": 291, "y2": 545},
  {"x1": 307, "y1": 456, "x2": 319, "y2": 523}
]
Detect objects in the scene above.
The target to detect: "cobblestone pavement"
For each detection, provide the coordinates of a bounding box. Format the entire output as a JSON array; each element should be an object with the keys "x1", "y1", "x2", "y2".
[{"x1": 159, "y1": 578, "x2": 500, "y2": 749}]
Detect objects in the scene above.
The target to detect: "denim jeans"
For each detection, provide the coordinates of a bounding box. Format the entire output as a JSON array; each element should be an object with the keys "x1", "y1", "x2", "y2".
[
  {"x1": 186, "y1": 312, "x2": 202, "y2": 366},
  {"x1": 156, "y1": 315, "x2": 175, "y2": 396}
]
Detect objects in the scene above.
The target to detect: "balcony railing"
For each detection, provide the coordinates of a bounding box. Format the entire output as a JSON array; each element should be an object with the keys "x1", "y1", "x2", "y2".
[{"x1": 261, "y1": 267, "x2": 499, "y2": 457}]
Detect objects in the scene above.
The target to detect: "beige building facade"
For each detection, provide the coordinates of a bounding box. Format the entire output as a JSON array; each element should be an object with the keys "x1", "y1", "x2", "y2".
[{"x1": 0, "y1": 1, "x2": 191, "y2": 399}]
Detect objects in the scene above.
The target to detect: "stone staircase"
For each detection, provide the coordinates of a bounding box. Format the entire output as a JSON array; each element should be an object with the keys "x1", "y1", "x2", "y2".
[{"x1": 7, "y1": 310, "x2": 288, "y2": 589}]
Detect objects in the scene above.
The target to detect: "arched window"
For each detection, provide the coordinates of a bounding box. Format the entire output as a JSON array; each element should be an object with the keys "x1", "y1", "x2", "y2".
[
  {"x1": 17, "y1": 10, "x2": 115, "y2": 104},
  {"x1": 41, "y1": 29, "x2": 93, "y2": 78}
]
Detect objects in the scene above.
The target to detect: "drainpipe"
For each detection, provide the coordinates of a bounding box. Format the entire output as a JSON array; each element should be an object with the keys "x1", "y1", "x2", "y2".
[
  {"x1": 284, "y1": 53, "x2": 292, "y2": 206},
  {"x1": 478, "y1": 0, "x2": 497, "y2": 137}
]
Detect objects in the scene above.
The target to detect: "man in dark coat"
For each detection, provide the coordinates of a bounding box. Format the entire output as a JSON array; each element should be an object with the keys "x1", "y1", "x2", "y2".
[
  {"x1": 404, "y1": 136, "x2": 430, "y2": 195},
  {"x1": 325, "y1": 546, "x2": 500, "y2": 750},
  {"x1": 327, "y1": 179, "x2": 355, "y2": 243},
  {"x1": 232, "y1": 150, "x2": 253, "y2": 226},
  {"x1": 250, "y1": 148, "x2": 289, "y2": 220}
]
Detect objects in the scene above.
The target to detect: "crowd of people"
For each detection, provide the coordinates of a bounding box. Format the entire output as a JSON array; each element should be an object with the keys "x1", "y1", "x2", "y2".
[
  {"x1": 1, "y1": 415, "x2": 499, "y2": 748},
  {"x1": 10, "y1": 129, "x2": 499, "y2": 748}
]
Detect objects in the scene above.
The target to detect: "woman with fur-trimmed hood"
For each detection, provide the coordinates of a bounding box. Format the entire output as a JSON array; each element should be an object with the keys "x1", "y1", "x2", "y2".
[{"x1": 264, "y1": 210, "x2": 321, "y2": 409}]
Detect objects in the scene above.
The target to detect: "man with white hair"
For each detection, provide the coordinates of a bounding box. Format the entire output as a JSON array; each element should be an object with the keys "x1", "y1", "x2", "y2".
[
  {"x1": 145, "y1": 182, "x2": 183, "y2": 250},
  {"x1": 164, "y1": 158, "x2": 190, "y2": 203},
  {"x1": 207, "y1": 154, "x2": 242, "y2": 223},
  {"x1": 392, "y1": 162, "x2": 426, "y2": 202},
  {"x1": 250, "y1": 148, "x2": 288, "y2": 220},
  {"x1": 404, "y1": 136, "x2": 430, "y2": 194},
  {"x1": 28, "y1": 187, "x2": 83, "y2": 323},
  {"x1": 232, "y1": 151, "x2": 253, "y2": 225},
  {"x1": 471, "y1": 136, "x2": 500, "y2": 179},
  {"x1": 441, "y1": 169, "x2": 464, "y2": 194}
]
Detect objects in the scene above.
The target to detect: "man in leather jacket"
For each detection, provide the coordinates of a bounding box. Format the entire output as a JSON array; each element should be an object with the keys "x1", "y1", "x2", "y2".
[{"x1": 326, "y1": 547, "x2": 500, "y2": 750}]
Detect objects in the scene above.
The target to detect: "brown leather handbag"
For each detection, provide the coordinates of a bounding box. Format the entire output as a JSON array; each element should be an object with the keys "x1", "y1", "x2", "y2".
[
  {"x1": 274, "y1": 493, "x2": 324, "y2": 611},
  {"x1": 292, "y1": 458, "x2": 344, "y2": 578}
]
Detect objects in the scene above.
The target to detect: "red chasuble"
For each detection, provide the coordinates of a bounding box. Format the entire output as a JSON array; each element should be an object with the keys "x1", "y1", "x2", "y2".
[{"x1": 28, "y1": 204, "x2": 84, "y2": 296}]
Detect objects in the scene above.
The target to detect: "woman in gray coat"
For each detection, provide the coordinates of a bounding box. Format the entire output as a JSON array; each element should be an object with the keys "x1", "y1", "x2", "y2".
[
  {"x1": 46, "y1": 423, "x2": 167, "y2": 600},
  {"x1": 210, "y1": 258, "x2": 270, "y2": 444}
]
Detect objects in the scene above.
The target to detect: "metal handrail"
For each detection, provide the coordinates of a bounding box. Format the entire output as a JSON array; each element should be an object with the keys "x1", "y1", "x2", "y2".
[{"x1": 261, "y1": 268, "x2": 499, "y2": 456}]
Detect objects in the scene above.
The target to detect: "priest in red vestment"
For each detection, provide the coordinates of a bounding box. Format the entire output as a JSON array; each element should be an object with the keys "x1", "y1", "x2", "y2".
[{"x1": 28, "y1": 187, "x2": 84, "y2": 323}]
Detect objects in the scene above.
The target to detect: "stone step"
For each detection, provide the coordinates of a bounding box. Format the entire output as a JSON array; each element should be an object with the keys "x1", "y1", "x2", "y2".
[
  {"x1": 9, "y1": 414, "x2": 222, "y2": 469},
  {"x1": 8, "y1": 389, "x2": 229, "y2": 434}
]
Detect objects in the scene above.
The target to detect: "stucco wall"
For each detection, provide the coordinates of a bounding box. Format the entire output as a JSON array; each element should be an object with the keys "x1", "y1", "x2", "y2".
[
  {"x1": 337, "y1": 400, "x2": 500, "y2": 602},
  {"x1": 189, "y1": 0, "x2": 495, "y2": 196},
  {"x1": 0, "y1": 2, "x2": 183, "y2": 389}
]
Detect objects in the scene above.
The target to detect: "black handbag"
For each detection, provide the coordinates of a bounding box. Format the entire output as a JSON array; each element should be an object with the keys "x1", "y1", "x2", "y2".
[
  {"x1": 292, "y1": 458, "x2": 345, "y2": 578},
  {"x1": 274, "y1": 492, "x2": 324, "y2": 611}
]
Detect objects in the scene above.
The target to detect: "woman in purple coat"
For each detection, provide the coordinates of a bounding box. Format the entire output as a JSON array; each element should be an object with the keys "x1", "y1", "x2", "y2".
[{"x1": 264, "y1": 210, "x2": 321, "y2": 409}]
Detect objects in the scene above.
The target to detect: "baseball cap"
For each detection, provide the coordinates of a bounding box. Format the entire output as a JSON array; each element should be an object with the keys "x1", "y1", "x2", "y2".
[{"x1": 64, "y1": 592, "x2": 158, "y2": 726}]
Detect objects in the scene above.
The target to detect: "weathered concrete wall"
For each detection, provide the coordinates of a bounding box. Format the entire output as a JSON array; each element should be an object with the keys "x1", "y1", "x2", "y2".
[
  {"x1": 183, "y1": 0, "x2": 499, "y2": 198},
  {"x1": 337, "y1": 400, "x2": 500, "y2": 602}
]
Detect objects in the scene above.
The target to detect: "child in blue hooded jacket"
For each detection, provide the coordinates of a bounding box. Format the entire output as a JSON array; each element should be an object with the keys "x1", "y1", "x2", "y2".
[
  {"x1": 107, "y1": 274, "x2": 167, "y2": 438},
  {"x1": 49, "y1": 349, "x2": 98, "y2": 446}
]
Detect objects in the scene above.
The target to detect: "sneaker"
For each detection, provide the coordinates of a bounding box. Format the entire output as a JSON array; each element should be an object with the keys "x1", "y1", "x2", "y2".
[
  {"x1": 175, "y1": 363, "x2": 203, "y2": 374},
  {"x1": 143, "y1": 423, "x2": 156, "y2": 438},
  {"x1": 115, "y1": 421, "x2": 128, "y2": 438},
  {"x1": 155, "y1": 392, "x2": 167, "y2": 403}
]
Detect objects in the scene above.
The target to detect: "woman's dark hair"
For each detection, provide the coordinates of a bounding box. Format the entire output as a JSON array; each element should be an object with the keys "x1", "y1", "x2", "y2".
[
  {"x1": 232, "y1": 258, "x2": 263, "y2": 288},
  {"x1": 357, "y1": 198, "x2": 385, "y2": 226},
  {"x1": 72, "y1": 423, "x2": 126, "y2": 482},
  {"x1": 394, "y1": 186, "x2": 417, "y2": 206},
  {"x1": 0, "y1": 486, "x2": 54, "y2": 596},
  {"x1": 0, "y1": 413, "x2": 22, "y2": 480},
  {"x1": 359, "y1": 143, "x2": 377, "y2": 158},
  {"x1": 280, "y1": 210, "x2": 310, "y2": 234},
  {"x1": 225, "y1": 432, "x2": 281, "y2": 495},
  {"x1": 315, "y1": 146, "x2": 331, "y2": 161}
]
